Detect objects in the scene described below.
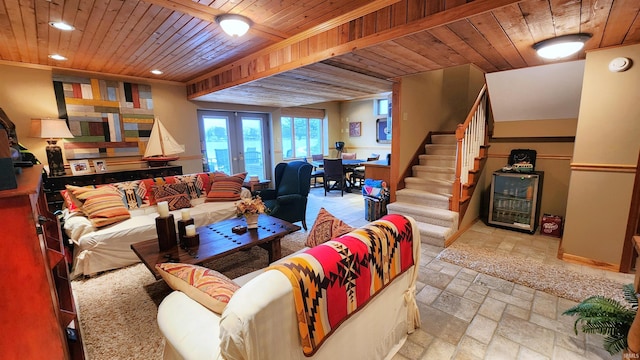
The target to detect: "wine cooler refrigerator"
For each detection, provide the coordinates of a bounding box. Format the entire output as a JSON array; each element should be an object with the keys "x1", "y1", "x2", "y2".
[{"x1": 488, "y1": 171, "x2": 544, "y2": 234}]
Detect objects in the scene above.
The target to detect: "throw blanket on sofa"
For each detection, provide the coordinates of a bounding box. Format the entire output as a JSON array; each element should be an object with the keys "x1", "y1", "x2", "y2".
[{"x1": 269, "y1": 214, "x2": 415, "y2": 356}]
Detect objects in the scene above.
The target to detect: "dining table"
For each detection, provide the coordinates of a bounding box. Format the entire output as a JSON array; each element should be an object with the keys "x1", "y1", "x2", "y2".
[{"x1": 311, "y1": 158, "x2": 366, "y2": 192}]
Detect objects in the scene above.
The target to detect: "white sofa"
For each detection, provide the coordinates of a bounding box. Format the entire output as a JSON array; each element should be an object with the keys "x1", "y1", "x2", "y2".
[
  {"x1": 157, "y1": 215, "x2": 421, "y2": 360},
  {"x1": 62, "y1": 173, "x2": 251, "y2": 278}
]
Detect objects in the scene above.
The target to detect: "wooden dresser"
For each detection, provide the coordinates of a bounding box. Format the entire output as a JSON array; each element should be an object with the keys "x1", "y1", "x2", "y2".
[
  {"x1": 43, "y1": 165, "x2": 183, "y2": 212},
  {"x1": 0, "y1": 166, "x2": 84, "y2": 359}
]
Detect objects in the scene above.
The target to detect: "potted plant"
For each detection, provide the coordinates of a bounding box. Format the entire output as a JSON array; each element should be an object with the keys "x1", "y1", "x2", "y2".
[{"x1": 563, "y1": 283, "x2": 638, "y2": 355}]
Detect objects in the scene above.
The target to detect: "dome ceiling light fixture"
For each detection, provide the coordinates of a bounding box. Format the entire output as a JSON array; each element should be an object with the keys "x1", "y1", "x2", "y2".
[
  {"x1": 49, "y1": 21, "x2": 75, "y2": 31},
  {"x1": 216, "y1": 14, "x2": 252, "y2": 37},
  {"x1": 533, "y1": 33, "x2": 592, "y2": 60}
]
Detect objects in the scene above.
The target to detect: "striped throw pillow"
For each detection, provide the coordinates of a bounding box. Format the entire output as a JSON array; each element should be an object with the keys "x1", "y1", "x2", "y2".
[
  {"x1": 67, "y1": 185, "x2": 130, "y2": 227},
  {"x1": 156, "y1": 263, "x2": 240, "y2": 314},
  {"x1": 206, "y1": 172, "x2": 247, "y2": 202}
]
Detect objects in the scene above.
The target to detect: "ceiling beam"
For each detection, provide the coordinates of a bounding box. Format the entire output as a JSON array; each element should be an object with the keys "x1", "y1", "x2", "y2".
[{"x1": 187, "y1": 0, "x2": 523, "y2": 100}]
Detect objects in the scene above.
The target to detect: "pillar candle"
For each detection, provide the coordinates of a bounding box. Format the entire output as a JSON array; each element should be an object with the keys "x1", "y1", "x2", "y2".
[
  {"x1": 181, "y1": 208, "x2": 191, "y2": 221},
  {"x1": 185, "y1": 224, "x2": 196, "y2": 236},
  {"x1": 157, "y1": 201, "x2": 170, "y2": 217}
]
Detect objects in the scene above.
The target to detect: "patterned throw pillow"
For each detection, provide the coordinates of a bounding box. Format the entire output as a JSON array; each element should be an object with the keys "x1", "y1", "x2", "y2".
[
  {"x1": 206, "y1": 172, "x2": 247, "y2": 202},
  {"x1": 67, "y1": 185, "x2": 131, "y2": 227},
  {"x1": 139, "y1": 176, "x2": 177, "y2": 206},
  {"x1": 156, "y1": 263, "x2": 240, "y2": 314},
  {"x1": 153, "y1": 183, "x2": 192, "y2": 211},
  {"x1": 174, "y1": 174, "x2": 203, "y2": 199},
  {"x1": 112, "y1": 181, "x2": 143, "y2": 209},
  {"x1": 305, "y1": 208, "x2": 355, "y2": 247}
]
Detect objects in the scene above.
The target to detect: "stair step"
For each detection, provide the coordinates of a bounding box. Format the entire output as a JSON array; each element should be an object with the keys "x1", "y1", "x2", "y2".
[
  {"x1": 412, "y1": 165, "x2": 455, "y2": 181},
  {"x1": 395, "y1": 189, "x2": 450, "y2": 209},
  {"x1": 419, "y1": 154, "x2": 456, "y2": 167},
  {"x1": 404, "y1": 177, "x2": 453, "y2": 195},
  {"x1": 431, "y1": 134, "x2": 457, "y2": 144},
  {"x1": 415, "y1": 222, "x2": 454, "y2": 247},
  {"x1": 425, "y1": 144, "x2": 456, "y2": 156},
  {"x1": 387, "y1": 202, "x2": 458, "y2": 228}
]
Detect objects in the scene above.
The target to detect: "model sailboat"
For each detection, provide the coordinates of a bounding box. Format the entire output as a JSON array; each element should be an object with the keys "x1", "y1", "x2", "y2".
[{"x1": 142, "y1": 118, "x2": 185, "y2": 167}]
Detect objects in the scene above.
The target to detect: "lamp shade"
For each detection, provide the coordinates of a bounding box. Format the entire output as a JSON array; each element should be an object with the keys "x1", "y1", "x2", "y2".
[
  {"x1": 216, "y1": 14, "x2": 251, "y2": 37},
  {"x1": 533, "y1": 33, "x2": 592, "y2": 60},
  {"x1": 30, "y1": 118, "x2": 74, "y2": 139}
]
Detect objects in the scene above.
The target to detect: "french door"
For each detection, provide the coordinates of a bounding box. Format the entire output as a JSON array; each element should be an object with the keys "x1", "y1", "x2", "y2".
[{"x1": 198, "y1": 110, "x2": 271, "y2": 180}]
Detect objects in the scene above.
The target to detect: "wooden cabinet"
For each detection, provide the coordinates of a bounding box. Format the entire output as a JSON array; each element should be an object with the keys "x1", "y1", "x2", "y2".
[
  {"x1": 0, "y1": 166, "x2": 84, "y2": 360},
  {"x1": 43, "y1": 165, "x2": 183, "y2": 212}
]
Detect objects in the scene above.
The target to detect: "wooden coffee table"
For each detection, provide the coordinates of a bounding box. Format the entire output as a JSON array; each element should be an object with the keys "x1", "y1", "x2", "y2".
[{"x1": 131, "y1": 214, "x2": 301, "y2": 279}]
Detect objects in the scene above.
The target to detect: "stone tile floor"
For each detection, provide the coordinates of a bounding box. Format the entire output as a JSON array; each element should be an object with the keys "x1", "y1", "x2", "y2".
[{"x1": 306, "y1": 187, "x2": 634, "y2": 360}]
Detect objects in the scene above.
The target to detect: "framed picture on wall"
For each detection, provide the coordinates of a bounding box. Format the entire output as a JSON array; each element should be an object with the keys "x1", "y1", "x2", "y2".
[
  {"x1": 376, "y1": 118, "x2": 391, "y2": 143},
  {"x1": 349, "y1": 122, "x2": 361, "y2": 137}
]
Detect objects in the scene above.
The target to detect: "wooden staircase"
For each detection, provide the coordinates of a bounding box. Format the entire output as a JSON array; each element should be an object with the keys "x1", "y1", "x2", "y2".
[
  {"x1": 388, "y1": 134, "x2": 459, "y2": 247},
  {"x1": 387, "y1": 85, "x2": 489, "y2": 248}
]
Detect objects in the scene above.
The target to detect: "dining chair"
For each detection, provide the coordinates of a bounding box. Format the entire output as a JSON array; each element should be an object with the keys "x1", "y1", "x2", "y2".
[
  {"x1": 350, "y1": 154, "x2": 381, "y2": 189},
  {"x1": 322, "y1": 158, "x2": 345, "y2": 196},
  {"x1": 341, "y1": 152, "x2": 357, "y2": 160},
  {"x1": 310, "y1": 154, "x2": 324, "y2": 187}
]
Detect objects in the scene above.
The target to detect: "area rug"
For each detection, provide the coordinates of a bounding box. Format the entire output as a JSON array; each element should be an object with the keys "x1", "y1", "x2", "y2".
[
  {"x1": 71, "y1": 231, "x2": 308, "y2": 360},
  {"x1": 437, "y1": 242, "x2": 630, "y2": 304}
]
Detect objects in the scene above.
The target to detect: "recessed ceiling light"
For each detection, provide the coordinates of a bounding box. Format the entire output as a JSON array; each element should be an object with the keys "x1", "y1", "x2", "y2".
[
  {"x1": 49, "y1": 21, "x2": 75, "y2": 31},
  {"x1": 150, "y1": 69, "x2": 163, "y2": 75},
  {"x1": 48, "y1": 54, "x2": 67, "y2": 61}
]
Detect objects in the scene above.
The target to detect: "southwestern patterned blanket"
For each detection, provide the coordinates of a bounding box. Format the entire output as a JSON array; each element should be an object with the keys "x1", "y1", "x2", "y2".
[{"x1": 269, "y1": 214, "x2": 416, "y2": 356}]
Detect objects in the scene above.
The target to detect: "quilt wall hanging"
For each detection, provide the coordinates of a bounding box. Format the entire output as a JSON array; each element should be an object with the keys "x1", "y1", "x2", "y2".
[{"x1": 53, "y1": 75, "x2": 155, "y2": 159}]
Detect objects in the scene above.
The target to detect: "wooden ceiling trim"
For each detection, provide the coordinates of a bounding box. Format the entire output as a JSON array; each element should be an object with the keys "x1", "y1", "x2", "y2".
[
  {"x1": 88, "y1": 1, "x2": 154, "y2": 73},
  {"x1": 36, "y1": 0, "x2": 51, "y2": 64},
  {"x1": 490, "y1": 3, "x2": 544, "y2": 68},
  {"x1": 601, "y1": 0, "x2": 640, "y2": 46},
  {"x1": 76, "y1": 0, "x2": 129, "y2": 70},
  {"x1": 429, "y1": 24, "x2": 499, "y2": 72},
  {"x1": 467, "y1": 12, "x2": 528, "y2": 69},
  {"x1": 107, "y1": 6, "x2": 176, "y2": 74},
  {"x1": 376, "y1": 41, "x2": 441, "y2": 71},
  {"x1": 187, "y1": 0, "x2": 523, "y2": 99},
  {"x1": 446, "y1": 19, "x2": 513, "y2": 71},
  {"x1": 5, "y1": 0, "x2": 30, "y2": 62},
  {"x1": 143, "y1": 0, "x2": 288, "y2": 41},
  {"x1": 189, "y1": 0, "x2": 402, "y2": 83}
]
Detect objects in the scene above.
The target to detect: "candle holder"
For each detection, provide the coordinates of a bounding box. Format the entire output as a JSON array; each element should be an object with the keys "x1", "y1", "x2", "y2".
[
  {"x1": 155, "y1": 214, "x2": 177, "y2": 251},
  {"x1": 177, "y1": 218, "x2": 195, "y2": 241},
  {"x1": 181, "y1": 233, "x2": 200, "y2": 248}
]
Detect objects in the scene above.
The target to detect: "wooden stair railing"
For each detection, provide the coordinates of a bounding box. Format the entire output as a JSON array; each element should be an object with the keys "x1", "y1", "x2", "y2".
[{"x1": 451, "y1": 84, "x2": 489, "y2": 222}]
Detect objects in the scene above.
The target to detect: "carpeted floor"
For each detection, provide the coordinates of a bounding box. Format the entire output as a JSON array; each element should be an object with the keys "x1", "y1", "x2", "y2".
[
  {"x1": 71, "y1": 231, "x2": 308, "y2": 360},
  {"x1": 437, "y1": 242, "x2": 629, "y2": 304}
]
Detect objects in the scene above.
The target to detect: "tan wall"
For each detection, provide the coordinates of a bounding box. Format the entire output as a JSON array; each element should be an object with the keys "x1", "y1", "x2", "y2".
[
  {"x1": 339, "y1": 98, "x2": 391, "y2": 159},
  {"x1": 562, "y1": 44, "x2": 640, "y2": 266},
  {"x1": 0, "y1": 63, "x2": 203, "y2": 174},
  {"x1": 483, "y1": 141, "x2": 574, "y2": 218},
  {"x1": 397, "y1": 65, "x2": 485, "y2": 181}
]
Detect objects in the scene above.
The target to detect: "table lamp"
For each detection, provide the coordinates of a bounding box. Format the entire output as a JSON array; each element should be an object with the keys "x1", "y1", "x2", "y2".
[{"x1": 30, "y1": 118, "x2": 74, "y2": 176}]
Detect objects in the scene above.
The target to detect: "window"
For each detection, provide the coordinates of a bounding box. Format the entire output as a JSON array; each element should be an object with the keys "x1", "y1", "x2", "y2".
[
  {"x1": 281, "y1": 116, "x2": 324, "y2": 159},
  {"x1": 375, "y1": 98, "x2": 389, "y2": 116}
]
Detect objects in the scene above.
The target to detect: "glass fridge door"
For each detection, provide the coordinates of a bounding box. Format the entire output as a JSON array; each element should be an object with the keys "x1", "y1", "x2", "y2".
[{"x1": 489, "y1": 173, "x2": 539, "y2": 231}]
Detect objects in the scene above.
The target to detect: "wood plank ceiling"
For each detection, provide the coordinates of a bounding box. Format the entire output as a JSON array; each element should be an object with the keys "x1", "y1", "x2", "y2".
[{"x1": 1, "y1": 0, "x2": 639, "y2": 107}]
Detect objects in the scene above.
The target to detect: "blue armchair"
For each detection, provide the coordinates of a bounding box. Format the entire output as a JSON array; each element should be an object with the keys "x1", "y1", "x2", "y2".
[{"x1": 256, "y1": 161, "x2": 313, "y2": 230}]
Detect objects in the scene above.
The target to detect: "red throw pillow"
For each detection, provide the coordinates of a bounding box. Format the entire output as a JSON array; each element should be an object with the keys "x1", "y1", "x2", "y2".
[{"x1": 206, "y1": 172, "x2": 247, "y2": 202}]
